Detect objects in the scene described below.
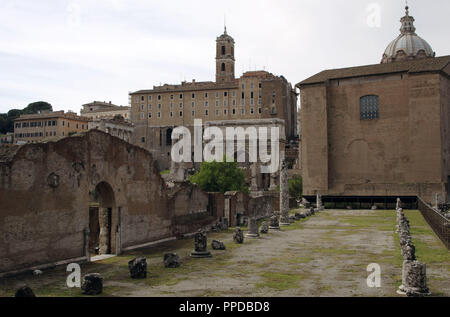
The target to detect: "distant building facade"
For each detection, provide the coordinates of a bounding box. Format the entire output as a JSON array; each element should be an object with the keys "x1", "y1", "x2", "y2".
[
  {"x1": 297, "y1": 6, "x2": 450, "y2": 204},
  {"x1": 0, "y1": 133, "x2": 13, "y2": 145},
  {"x1": 81, "y1": 101, "x2": 131, "y2": 121},
  {"x1": 129, "y1": 28, "x2": 298, "y2": 171},
  {"x1": 13, "y1": 111, "x2": 90, "y2": 144}
]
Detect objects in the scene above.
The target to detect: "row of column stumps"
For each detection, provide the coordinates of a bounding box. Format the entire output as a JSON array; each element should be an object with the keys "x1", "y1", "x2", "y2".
[{"x1": 395, "y1": 198, "x2": 431, "y2": 297}]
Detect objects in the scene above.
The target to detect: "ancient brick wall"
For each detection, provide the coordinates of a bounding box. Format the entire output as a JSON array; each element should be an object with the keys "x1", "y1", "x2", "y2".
[{"x1": 0, "y1": 130, "x2": 212, "y2": 274}]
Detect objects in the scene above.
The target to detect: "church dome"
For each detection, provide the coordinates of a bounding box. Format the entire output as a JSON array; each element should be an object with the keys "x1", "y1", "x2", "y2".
[{"x1": 381, "y1": 6, "x2": 435, "y2": 64}]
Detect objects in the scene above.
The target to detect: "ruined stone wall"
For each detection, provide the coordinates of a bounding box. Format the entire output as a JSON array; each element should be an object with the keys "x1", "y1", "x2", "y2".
[
  {"x1": 440, "y1": 73, "x2": 450, "y2": 200},
  {"x1": 0, "y1": 130, "x2": 212, "y2": 274}
]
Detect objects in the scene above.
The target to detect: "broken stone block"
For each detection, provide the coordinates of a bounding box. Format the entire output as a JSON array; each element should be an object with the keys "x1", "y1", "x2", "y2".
[
  {"x1": 371, "y1": 205, "x2": 377, "y2": 210},
  {"x1": 191, "y1": 230, "x2": 212, "y2": 258},
  {"x1": 128, "y1": 257, "x2": 147, "y2": 279},
  {"x1": 15, "y1": 286, "x2": 36, "y2": 297},
  {"x1": 398, "y1": 260, "x2": 431, "y2": 297},
  {"x1": 164, "y1": 253, "x2": 180, "y2": 268},
  {"x1": 259, "y1": 221, "x2": 269, "y2": 234},
  {"x1": 81, "y1": 273, "x2": 103, "y2": 295},
  {"x1": 294, "y1": 213, "x2": 303, "y2": 220},
  {"x1": 233, "y1": 228, "x2": 244, "y2": 244},
  {"x1": 211, "y1": 240, "x2": 226, "y2": 250},
  {"x1": 269, "y1": 215, "x2": 280, "y2": 230}
]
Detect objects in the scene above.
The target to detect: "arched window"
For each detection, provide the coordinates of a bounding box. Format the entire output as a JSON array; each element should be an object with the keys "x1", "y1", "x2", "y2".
[
  {"x1": 221, "y1": 63, "x2": 226, "y2": 72},
  {"x1": 221, "y1": 45, "x2": 226, "y2": 55},
  {"x1": 360, "y1": 95, "x2": 379, "y2": 120},
  {"x1": 166, "y1": 128, "x2": 173, "y2": 146}
]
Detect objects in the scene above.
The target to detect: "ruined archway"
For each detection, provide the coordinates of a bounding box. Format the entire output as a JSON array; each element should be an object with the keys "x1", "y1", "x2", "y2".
[{"x1": 89, "y1": 181, "x2": 117, "y2": 256}]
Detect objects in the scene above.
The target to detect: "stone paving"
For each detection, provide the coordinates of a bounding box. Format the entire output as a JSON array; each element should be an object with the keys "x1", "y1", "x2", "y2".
[{"x1": 0, "y1": 209, "x2": 448, "y2": 297}]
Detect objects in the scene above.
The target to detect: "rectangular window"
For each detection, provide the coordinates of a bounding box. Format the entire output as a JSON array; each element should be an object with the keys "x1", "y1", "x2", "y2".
[
  {"x1": 179, "y1": 93, "x2": 183, "y2": 99},
  {"x1": 224, "y1": 91, "x2": 228, "y2": 97},
  {"x1": 170, "y1": 112, "x2": 173, "y2": 117},
  {"x1": 205, "y1": 92, "x2": 208, "y2": 98},
  {"x1": 192, "y1": 111, "x2": 195, "y2": 116},
  {"x1": 360, "y1": 95, "x2": 380, "y2": 120},
  {"x1": 192, "y1": 93, "x2": 195, "y2": 99},
  {"x1": 149, "y1": 95, "x2": 153, "y2": 101},
  {"x1": 158, "y1": 95, "x2": 161, "y2": 100},
  {"x1": 258, "y1": 108, "x2": 262, "y2": 114},
  {"x1": 192, "y1": 101, "x2": 195, "y2": 107},
  {"x1": 224, "y1": 109, "x2": 227, "y2": 115},
  {"x1": 232, "y1": 109, "x2": 236, "y2": 115},
  {"x1": 141, "y1": 96, "x2": 145, "y2": 101},
  {"x1": 216, "y1": 101, "x2": 219, "y2": 107},
  {"x1": 158, "y1": 112, "x2": 161, "y2": 118},
  {"x1": 148, "y1": 105, "x2": 152, "y2": 110},
  {"x1": 205, "y1": 110, "x2": 209, "y2": 115},
  {"x1": 179, "y1": 111, "x2": 183, "y2": 117},
  {"x1": 250, "y1": 108, "x2": 254, "y2": 114},
  {"x1": 205, "y1": 101, "x2": 209, "y2": 107},
  {"x1": 170, "y1": 94, "x2": 174, "y2": 100},
  {"x1": 149, "y1": 112, "x2": 152, "y2": 118},
  {"x1": 216, "y1": 92, "x2": 219, "y2": 98}
]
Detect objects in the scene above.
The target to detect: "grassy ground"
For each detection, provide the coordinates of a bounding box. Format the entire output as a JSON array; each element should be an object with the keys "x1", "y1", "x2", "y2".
[{"x1": 0, "y1": 209, "x2": 448, "y2": 297}]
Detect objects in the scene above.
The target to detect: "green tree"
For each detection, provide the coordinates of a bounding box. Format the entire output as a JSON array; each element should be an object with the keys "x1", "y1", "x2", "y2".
[
  {"x1": 23, "y1": 101, "x2": 52, "y2": 114},
  {"x1": 288, "y1": 175, "x2": 303, "y2": 200},
  {"x1": 0, "y1": 102, "x2": 53, "y2": 134},
  {"x1": 189, "y1": 158, "x2": 249, "y2": 194}
]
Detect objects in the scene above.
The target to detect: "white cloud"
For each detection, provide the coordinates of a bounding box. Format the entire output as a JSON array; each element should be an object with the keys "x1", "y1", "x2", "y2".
[{"x1": 0, "y1": 0, "x2": 448, "y2": 113}]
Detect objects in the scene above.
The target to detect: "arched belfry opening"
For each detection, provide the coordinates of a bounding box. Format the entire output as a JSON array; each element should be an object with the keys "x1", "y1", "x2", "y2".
[{"x1": 89, "y1": 182, "x2": 119, "y2": 256}]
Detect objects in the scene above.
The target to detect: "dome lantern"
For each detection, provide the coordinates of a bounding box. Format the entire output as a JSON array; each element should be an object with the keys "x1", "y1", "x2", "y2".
[{"x1": 381, "y1": 5, "x2": 435, "y2": 64}]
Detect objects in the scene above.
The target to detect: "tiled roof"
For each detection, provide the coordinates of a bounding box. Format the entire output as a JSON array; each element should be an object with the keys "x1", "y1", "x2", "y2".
[{"x1": 297, "y1": 55, "x2": 450, "y2": 87}]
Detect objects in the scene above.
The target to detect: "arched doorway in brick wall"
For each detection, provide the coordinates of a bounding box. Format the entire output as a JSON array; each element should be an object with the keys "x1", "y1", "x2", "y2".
[{"x1": 89, "y1": 182, "x2": 119, "y2": 256}]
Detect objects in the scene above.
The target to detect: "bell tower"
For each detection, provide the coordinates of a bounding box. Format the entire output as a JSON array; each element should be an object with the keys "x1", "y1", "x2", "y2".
[{"x1": 216, "y1": 26, "x2": 235, "y2": 83}]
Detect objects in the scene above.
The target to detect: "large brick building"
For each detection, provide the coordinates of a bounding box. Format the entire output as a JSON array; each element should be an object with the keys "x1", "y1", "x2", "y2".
[
  {"x1": 129, "y1": 28, "x2": 298, "y2": 170},
  {"x1": 297, "y1": 6, "x2": 450, "y2": 204}
]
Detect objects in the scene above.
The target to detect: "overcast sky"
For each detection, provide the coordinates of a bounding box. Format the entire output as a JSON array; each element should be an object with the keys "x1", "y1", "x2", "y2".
[{"x1": 0, "y1": 0, "x2": 449, "y2": 114}]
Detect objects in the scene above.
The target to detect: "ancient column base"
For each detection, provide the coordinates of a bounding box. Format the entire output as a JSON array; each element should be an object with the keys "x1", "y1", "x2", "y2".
[
  {"x1": 397, "y1": 260, "x2": 431, "y2": 297},
  {"x1": 245, "y1": 233, "x2": 260, "y2": 239},
  {"x1": 190, "y1": 251, "x2": 212, "y2": 258},
  {"x1": 396, "y1": 285, "x2": 431, "y2": 297},
  {"x1": 279, "y1": 216, "x2": 291, "y2": 226}
]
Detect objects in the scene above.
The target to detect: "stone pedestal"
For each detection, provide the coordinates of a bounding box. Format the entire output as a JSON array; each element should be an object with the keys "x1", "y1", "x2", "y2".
[
  {"x1": 316, "y1": 193, "x2": 323, "y2": 211},
  {"x1": 397, "y1": 260, "x2": 431, "y2": 296},
  {"x1": 191, "y1": 230, "x2": 212, "y2": 258},
  {"x1": 233, "y1": 228, "x2": 244, "y2": 244},
  {"x1": 246, "y1": 218, "x2": 260, "y2": 238},
  {"x1": 279, "y1": 160, "x2": 290, "y2": 226}
]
